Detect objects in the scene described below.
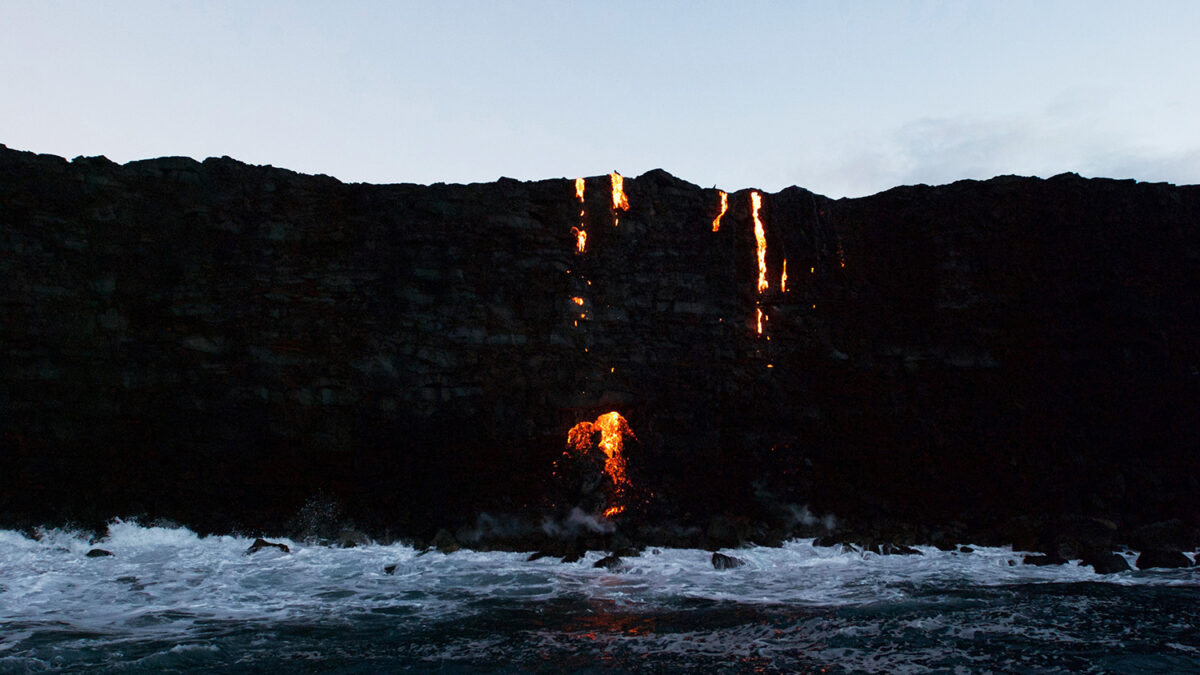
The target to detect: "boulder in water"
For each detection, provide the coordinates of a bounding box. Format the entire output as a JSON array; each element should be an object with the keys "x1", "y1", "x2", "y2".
[
  {"x1": 383, "y1": 564, "x2": 397, "y2": 575},
  {"x1": 593, "y1": 555, "x2": 622, "y2": 570},
  {"x1": 85, "y1": 548, "x2": 113, "y2": 558},
  {"x1": 1080, "y1": 551, "x2": 1131, "y2": 574},
  {"x1": 245, "y1": 538, "x2": 290, "y2": 555},
  {"x1": 1135, "y1": 550, "x2": 1194, "y2": 570},
  {"x1": 711, "y1": 552, "x2": 745, "y2": 570}
]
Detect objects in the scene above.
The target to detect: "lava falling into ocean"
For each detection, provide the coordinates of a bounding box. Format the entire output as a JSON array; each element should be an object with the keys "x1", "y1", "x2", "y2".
[{"x1": 565, "y1": 412, "x2": 636, "y2": 517}]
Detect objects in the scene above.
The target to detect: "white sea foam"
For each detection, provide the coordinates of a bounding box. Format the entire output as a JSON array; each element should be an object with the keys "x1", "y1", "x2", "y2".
[{"x1": 0, "y1": 521, "x2": 1196, "y2": 659}]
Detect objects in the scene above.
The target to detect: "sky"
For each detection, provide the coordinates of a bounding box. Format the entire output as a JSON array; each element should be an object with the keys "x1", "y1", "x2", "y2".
[{"x1": 2, "y1": 1, "x2": 1198, "y2": 197}]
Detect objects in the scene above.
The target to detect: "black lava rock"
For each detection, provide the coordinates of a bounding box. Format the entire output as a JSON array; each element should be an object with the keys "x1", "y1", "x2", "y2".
[
  {"x1": 711, "y1": 552, "x2": 745, "y2": 570},
  {"x1": 593, "y1": 555, "x2": 622, "y2": 570},
  {"x1": 1080, "y1": 551, "x2": 1131, "y2": 574},
  {"x1": 85, "y1": 548, "x2": 113, "y2": 558},
  {"x1": 1135, "y1": 550, "x2": 1194, "y2": 570},
  {"x1": 245, "y1": 538, "x2": 290, "y2": 555}
]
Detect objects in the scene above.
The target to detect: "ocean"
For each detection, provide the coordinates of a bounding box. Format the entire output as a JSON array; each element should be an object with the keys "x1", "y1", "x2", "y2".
[{"x1": 1, "y1": 521, "x2": 1197, "y2": 673}]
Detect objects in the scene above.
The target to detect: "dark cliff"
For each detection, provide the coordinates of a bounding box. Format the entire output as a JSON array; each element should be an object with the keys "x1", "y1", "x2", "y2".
[{"x1": 2, "y1": 143, "x2": 1198, "y2": 545}]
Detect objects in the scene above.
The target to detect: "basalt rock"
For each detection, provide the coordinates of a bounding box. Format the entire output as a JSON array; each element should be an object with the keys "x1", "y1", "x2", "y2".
[
  {"x1": 1134, "y1": 550, "x2": 1195, "y2": 570},
  {"x1": 1080, "y1": 550, "x2": 1131, "y2": 574},
  {"x1": 711, "y1": 552, "x2": 745, "y2": 569},
  {"x1": 1, "y1": 144, "x2": 1198, "y2": 546},
  {"x1": 85, "y1": 548, "x2": 114, "y2": 558},
  {"x1": 593, "y1": 554, "x2": 623, "y2": 570},
  {"x1": 245, "y1": 538, "x2": 290, "y2": 554}
]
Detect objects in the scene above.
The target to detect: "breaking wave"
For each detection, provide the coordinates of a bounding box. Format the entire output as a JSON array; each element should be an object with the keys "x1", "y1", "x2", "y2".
[{"x1": 1, "y1": 522, "x2": 1197, "y2": 672}]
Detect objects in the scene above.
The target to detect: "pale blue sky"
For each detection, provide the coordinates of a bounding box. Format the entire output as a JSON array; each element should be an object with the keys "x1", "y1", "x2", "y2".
[{"x1": 2, "y1": 1, "x2": 1197, "y2": 196}]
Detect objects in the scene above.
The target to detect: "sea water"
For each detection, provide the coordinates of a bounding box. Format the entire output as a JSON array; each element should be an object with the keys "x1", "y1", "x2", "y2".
[{"x1": 1, "y1": 521, "x2": 1197, "y2": 673}]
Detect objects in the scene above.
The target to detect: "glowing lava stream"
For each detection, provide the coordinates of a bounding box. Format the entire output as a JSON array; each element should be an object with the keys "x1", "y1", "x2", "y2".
[
  {"x1": 572, "y1": 177, "x2": 587, "y2": 254},
  {"x1": 712, "y1": 190, "x2": 728, "y2": 232},
  {"x1": 751, "y1": 191, "x2": 768, "y2": 293},
  {"x1": 610, "y1": 172, "x2": 630, "y2": 213},
  {"x1": 781, "y1": 259, "x2": 788, "y2": 292},
  {"x1": 566, "y1": 412, "x2": 636, "y2": 517}
]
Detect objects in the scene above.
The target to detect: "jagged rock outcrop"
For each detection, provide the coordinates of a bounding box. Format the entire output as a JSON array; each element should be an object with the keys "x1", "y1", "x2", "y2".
[{"x1": 1, "y1": 144, "x2": 1198, "y2": 544}]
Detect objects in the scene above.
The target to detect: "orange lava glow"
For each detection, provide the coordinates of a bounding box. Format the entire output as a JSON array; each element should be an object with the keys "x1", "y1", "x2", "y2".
[
  {"x1": 712, "y1": 190, "x2": 728, "y2": 232},
  {"x1": 575, "y1": 177, "x2": 585, "y2": 202},
  {"x1": 751, "y1": 191, "x2": 767, "y2": 293},
  {"x1": 571, "y1": 296, "x2": 585, "y2": 306},
  {"x1": 571, "y1": 226, "x2": 587, "y2": 254},
  {"x1": 566, "y1": 411, "x2": 636, "y2": 515},
  {"x1": 610, "y1": 172, "x2": 630, "y2": 212},
  {"x1": 781, "y1": 259, "x2": 788, "y2": 292},
  {"x1": 756, "y1": 307, "x2": 764, "y2": 335}
]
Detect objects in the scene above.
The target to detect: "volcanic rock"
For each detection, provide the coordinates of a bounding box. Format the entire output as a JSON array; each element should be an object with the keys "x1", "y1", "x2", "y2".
[
  {"x1": 246, "y1": 538, "x2": 290, "y2": 554},
  {"x1": 383, "y1": 564, "x2": 397, "y2": 575},
  {"x1": 711, "y1": 552, "x2": 745, "y2": 569},
  {"x1": 593, "y1": 555, "x2": 622, "y2": 570},
  {"x1": 85, "y1": 548, "x2": 114, "y2": 558},
  {"x1": 1, "y1": 145, "x2": 1199, "y2": 547},
  {"x1": 1080, "y1": 550, "x2": 1131, "y2": 574},
  {"x1": 876, "y1": 543, "x2": 922, "y2": 556},
  {"x1": 1134, "y1": 550, "x2": 1195, "y2": 570}
]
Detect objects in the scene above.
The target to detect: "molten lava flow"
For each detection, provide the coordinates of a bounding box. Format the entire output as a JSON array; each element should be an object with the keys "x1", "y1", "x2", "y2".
[
  {"x1": 610, "y1": 172, "x2": 630, "y2": 212},
  {"x1": 751, "y1": 191, "x2": 767, "y2": 293},
  {"x1": 712, "y1": 190, "x2": 728, "y2": 232},
  {"x1": 565, "y1": 412, "x2": 636, "y2": 516},
  {"x1": 575, "y1": 177, "x2": 585, "y2": 203},
  {"x1": 781, "y1": 259, "x2": 788, "y2": 292},
  {"x1": 756, "y1": 307, "x2": 764, "y2": 335},
  {"x1": 571, "y1": 227, "x2": 587, "y2": 254},
  {"x1": 571, "y1": 296, "x2": 585, "y2": 306}
]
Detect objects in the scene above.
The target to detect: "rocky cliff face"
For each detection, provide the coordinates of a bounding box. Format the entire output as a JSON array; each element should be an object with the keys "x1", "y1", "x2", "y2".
[{"x1": 2, "y1": 143, "x2": 1198, "y2": 544}]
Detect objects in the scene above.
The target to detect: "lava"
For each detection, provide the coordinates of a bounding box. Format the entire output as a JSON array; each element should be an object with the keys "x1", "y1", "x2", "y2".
[
  {"x1": 712, "y1": 190, "x2": 728, "y2": 232},
  {"x1": 571, "y1": 296, "x2": 585, "y2": 306},
  {"x1": 610, "y1": 172, "x2": 630, "y2": 212},
  {"x1": 566, "y1": 411, "x2": 636, "y2": 516},
  {"x1": 756, "y1": 307, "x2": 764, "y2": 336},
  {"x1": 781, "y1": 259, "x2": 788, "y2": 292},
  {"x1": 751, "y1": 191, "x2": 767, "y2": 293},
  {"x1": 575, "y1": 177, "x2": 585, "y2": 203},
  {"x1": 571, "y1": 227, "x2": 587, "y2": 254}
]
